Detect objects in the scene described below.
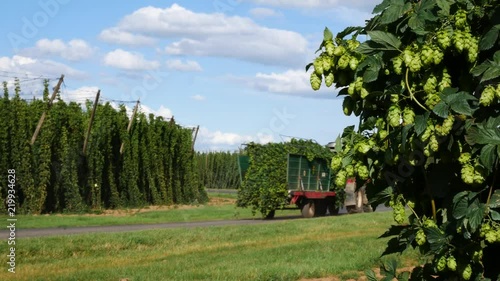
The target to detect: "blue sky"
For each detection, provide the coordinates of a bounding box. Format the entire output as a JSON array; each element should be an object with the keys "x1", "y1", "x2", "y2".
[{"x1": 1, "y1": 0, "x2": 378, "y2": 151}]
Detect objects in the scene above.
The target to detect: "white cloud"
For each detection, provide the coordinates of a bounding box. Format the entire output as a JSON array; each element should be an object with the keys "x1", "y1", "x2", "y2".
[
  {"x1": 62, "y1": 86, "x2": 100, "y2": 104},
  {"x1": 191, "y1": 94, "x2": 205, "y2": 101},
  {"x1": 166, "y1": 59, "x2": 203, "y2": 72},
  {"x1": 232, "y1": 69, "x2": 337, "y2": 98},
  {"x1": 20, "y1": 39, "x2": 96, "y2": 61},
  {"x1": 102, "y1": 4, "x2": 308, "y2": 67},
  {"x1": 140, "y1": 104, "x2": 173, "y2": 119},
  {"x1": 249, "y1": 7, "x2": 283, "y2": 18},
  {"x1": 99, "y1": 28, "x2": 157, "y2": 46},
  {"x1": 198, "y1": 127, "x2": 273, "y2": 149},
  {"x1": 0, "y1": 55, "x2": 87, "y2": 80},
  {"x1": 103, "y1": 49, "x2": 160, "y2": 70}
]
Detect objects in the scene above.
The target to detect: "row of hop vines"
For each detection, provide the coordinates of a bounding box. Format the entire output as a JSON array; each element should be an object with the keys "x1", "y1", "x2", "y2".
[{"x1": 0, "y1": 80, "x2": 207, "y2": 214}]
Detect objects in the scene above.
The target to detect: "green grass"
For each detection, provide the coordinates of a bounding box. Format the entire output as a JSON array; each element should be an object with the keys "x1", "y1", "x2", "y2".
[
  {"x1": 1, "y1": 211, "x2": 419, "y2": 281},
  {"x1": 206, "y1": 192, "x2": 238, "y2": 199},
  {"x1": 3, "y1": 199, "x2": 298, "y2": 229}
]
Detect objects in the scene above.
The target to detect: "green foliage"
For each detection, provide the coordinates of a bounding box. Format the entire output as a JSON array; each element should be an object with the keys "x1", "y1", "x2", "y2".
[
  {"x1": 0, "y1": 82, "x2": 207, "y2": 213},
  {"x1": 195, "y1": 151, "x2": 240, "y2": 189},
  {"x1": 237, "y1": 139, "x2": 336, "y2": 217},
  {"x1": 309, "y1": 0, "x2": 500, "y2": 279}
]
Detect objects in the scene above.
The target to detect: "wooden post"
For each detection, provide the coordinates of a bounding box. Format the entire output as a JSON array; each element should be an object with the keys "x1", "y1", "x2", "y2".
[
  {"x1": 30, "y1": 74, "x2": 64, "y2": 145},
  {"x1": 82, "y1": 90, "x2": 100, "y2": 155},
  {"x1": 191, "y1": 125, "x2": 199, "y2": 151},
  {"x1": 120, "y1": 100, "x2": 140, "y2": 154}
]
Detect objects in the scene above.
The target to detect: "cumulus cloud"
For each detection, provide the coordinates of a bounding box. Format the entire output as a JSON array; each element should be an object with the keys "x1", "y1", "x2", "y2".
[
  {"x1": 191, "y1": 94, "x2": 205, "y2": 101},
  {"x1": 99, "y1": 28, "x2": 157, "y2": 46},
  {"x1": 231, "y1": 69, "x2": 337, "y2": 98},
  {"x1": 101, "y1": 4, "x2": 308, "y2": 67},
  {"x1": 62, "y1": 86, "x2": 100, "y2": 104},
  {"x1": 197, "y1": 127, "x2": 273, "y2": 150},
  {"x1": 249, "y1": 7, "x2": 283, "y2": 18},
  {"x1": 140, "y1": 104, "x2": 173, "y2": 119},
  {"x1": 103, "y1": 49, "x2": 160, "y2": 70},
  {"x1": 0, "y1": 55, "x2": 87, "y2": 80},
  {"x1": 166, "y1": 59, "x2": 203, "y2": 72},
  {"x1": 20, "y1": 39, "x2": 96, "y2": 61}
]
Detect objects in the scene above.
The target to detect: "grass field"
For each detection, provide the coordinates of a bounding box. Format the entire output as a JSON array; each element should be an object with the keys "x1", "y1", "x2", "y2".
[
  {"x1": 1, "y1": 211, "x2": 419, "y2": 281},
  {"x1": 0, "y1": 194, "x2": 298, "y2": 229}
]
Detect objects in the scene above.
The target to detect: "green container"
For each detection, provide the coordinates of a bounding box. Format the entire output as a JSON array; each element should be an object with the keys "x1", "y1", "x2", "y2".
[
  {"x1": 237, "y1": 155, "x2": 250, "y2": 184},
  {"x1": 286, "y1": 154, "x2": 331, "y2": 191}
]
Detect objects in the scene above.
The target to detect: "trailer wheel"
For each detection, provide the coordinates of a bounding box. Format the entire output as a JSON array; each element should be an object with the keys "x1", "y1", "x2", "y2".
[
  {"x1": 301, "y1": 201, "x2": 315, "y2": 218},
  {"x1": 314, "y1": 200, "x2": 328, "y2": 217}
]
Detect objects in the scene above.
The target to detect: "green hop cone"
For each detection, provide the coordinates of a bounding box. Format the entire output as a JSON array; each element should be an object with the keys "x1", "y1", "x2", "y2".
[
  {"x1": 331, "y1": 156, "x2": 342, "y2": 172},
  {"x1": 424, "y1": 74, "x2": 437, "y2": 95},
  {"x1": 356, "y1": 165, "x2": 369, "y2": 180},
  {"x1": 447, "y1": 255, "x2": 457, "y2": 271},
  {"x1": 388, "y1": 105, "x2": 401, "y2": 127},
  {"x1": 480, "y1": 223, "x2": 491, "y2": 237},
  {"x1": 480, "y1": 85, "x2": 496, "y2": 106},
  {"x1": 423, "y1": 218, "x2": 437, "y2": 228},
  {"x1": 345, "y1": 165, "x2": 355, "y2": 177},
  {"x1": 458, "y1": 152, "x2": 471, "y2": 164},
  {"x1": 390, "y1": 94, "x2": 399, "y2": 103},
  {"x1": 461, "y1": 164, "x2": 474, "y2": 185},
  {"x1": 437, "y1": 30, "x2": 451, "y2": 50},
  {"x1": 415, "y1": 229, "x2": 427, "y2": 246},
  {"x1": 472, "y1": 249, "x2": 483, "y2": 263},
  {"x1": 335, "y1": 170, "x2": 347, "y2": 187},
  {"x1": 403, "y1": 49, "x2": 413, "y2": 66},
  {"x1": 333, "y1": 45, "x2": 346, "y2": 57},
  {"x1": 325, "y1": 40, "x2": 335, "y2": 56},
  {"x1": 348, "y1": 82, "x2": 356, "y2": 96},
  {"x1": 436, "y1": 255, "x2": 447, "y2": 272},
  {"x1": 454, "y1": 9, "x2": 468, "y2": 29},
  {"x1": 378, "y1": 130, "x2": 388, "y2": 140},
  {"x1": 496, "y1": 84, "x2": 500, "y2": 99},
  {"x1": 425, "y1": 93, "x2": 441, "y2": 109},
  {"x1": 420, "y1": 46, "x2": 434, "y2": 66},
  {"x1": 313, "y1": 57, "x2": 324, "y2": 75},
  {"x1": 322, "y1": 56, "x2": 332, "y2": 72},
  {"x1": 337, "y1": 54, "x2": 350, "y2": 69},
  {"x1": 462, "y1": 264, "x2": 472, "y2": 281},
  {"x1": 357, "y1": 142, "x2": 370, "y2": 154},
  {"x1": 349, "y1": 56, "x2": 359, "y2": 71},
  {"x1": 325, "y1": 71, "x2": 334, "y2": 87},
  {"x1": 346, "y1": 39, "x2": 360, "y2": 51},
  {"x1": 402, "y1": 107, "x2": 415, "y2": 126},
  {"x1": 310, "y1": 72, "x2": 322, "y2": 91},
  {"x1": 392, "y1": 56, "x2": 403, "y2": 75},
  {"x1": 430, "y1": 135, "x2": 439, "y2": 152},
  {"x1": 433, "y1": 47, "x2": 444, "y2": 65},
  {"x1": 485, "y1": 230, "x2": 497, "y2": 243},
  {"x1": 409, "y1": 56, "x2": 422, "y2": 73}
]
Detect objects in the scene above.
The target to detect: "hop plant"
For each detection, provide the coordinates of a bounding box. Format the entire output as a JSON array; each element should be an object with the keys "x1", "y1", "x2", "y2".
[
  {"x1": 435, "y1": 255, "x2": 447, "y2": 272},
  {"x1": 402, "y1": 107, "x2": 415, "y2": 126},
  {"x1": 331, "y1": 156, "x2": 342, "y2": 172},
  {"x1": 325, "y1": 72, "x2": 334, "y2": 87},
  {"x1": 447, "y1": 255, "x2": 457, "y2": 271},
  {"x1": 356, "y1": 164, "x2": 369, "y2": 180},
  {"x1": 325, "y1": 40, "x2": 335, "y2": 56},
  {"x1": 313, "y1": 57, "x2": 324, "y2": 75},
  {"x1": 462, "y1": 264, "x2": 472, "y2": 280},
  {"x1": 480, "y1": 85, "x2": 496, "y2": 106},
  {"x1": 310, "y1": 72, "x2": 322, "y2": 91},
  {"x1": 335, "y1": 170, "x2": 347, "y2": 187},
  {"x1": 437, "y1": 30, "x2": 451, "y2": 50},
  {"x1": 415, "y1": 229, "x2": 427, "y2": 246},
  {"x1": 458, "y1": 152, "x2": 471, "y2": 164},
  {"x1": 392, "y1": 56, "x2": 403, "y2": 75},
  {"x1": 388, "y1": 105, "x2": 401, "y2": 127}
]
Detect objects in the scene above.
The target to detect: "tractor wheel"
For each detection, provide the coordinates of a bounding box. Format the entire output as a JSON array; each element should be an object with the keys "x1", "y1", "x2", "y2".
[{"x1": 301, "y1": 201, "x2": 315, "y2": 218}]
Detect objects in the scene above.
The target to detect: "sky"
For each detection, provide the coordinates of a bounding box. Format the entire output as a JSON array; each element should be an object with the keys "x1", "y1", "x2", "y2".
[{"x1": 0, "y1": 0, "x2": 378, "y2": 151}]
